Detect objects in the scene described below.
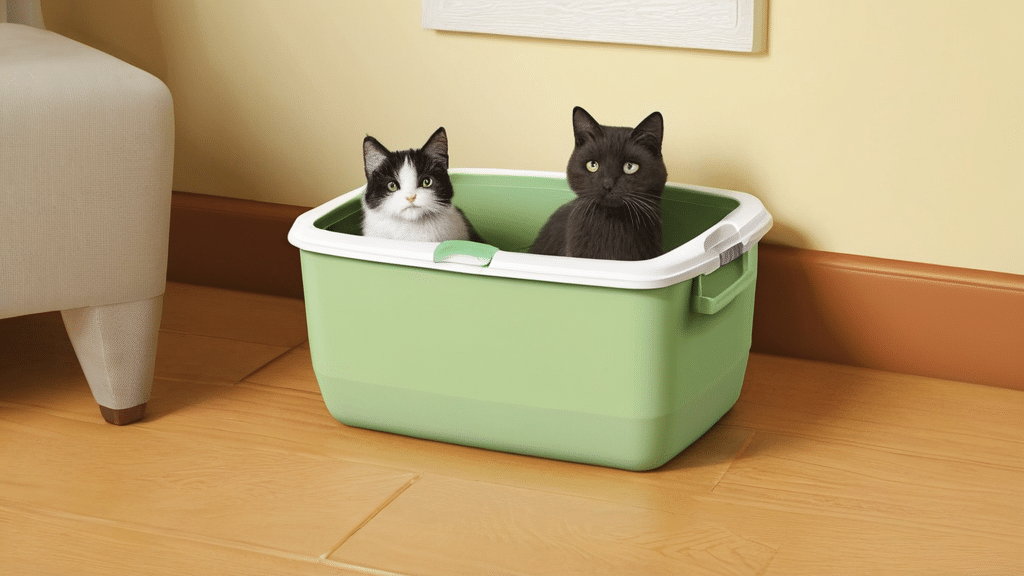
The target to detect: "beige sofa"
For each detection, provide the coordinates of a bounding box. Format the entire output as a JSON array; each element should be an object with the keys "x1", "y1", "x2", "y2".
[{"x1": 1, "y1": 0, "x2": 174, "y2": 424}]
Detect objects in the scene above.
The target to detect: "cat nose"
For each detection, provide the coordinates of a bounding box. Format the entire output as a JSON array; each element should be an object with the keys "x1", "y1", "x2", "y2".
[
  {"x1": 602, "y1": 177, "x2": 616, "y2": 190},
  {"x1": 406, "y1": 194, "x2": 417, "y2": 203}
]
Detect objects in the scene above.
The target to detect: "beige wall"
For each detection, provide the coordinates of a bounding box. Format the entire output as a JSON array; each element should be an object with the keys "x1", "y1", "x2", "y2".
[{"x1": 42, "y1": 1, "x2": 1023, "y2": 275}]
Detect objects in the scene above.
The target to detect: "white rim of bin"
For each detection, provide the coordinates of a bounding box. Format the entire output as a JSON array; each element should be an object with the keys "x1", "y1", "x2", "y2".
[{"x1": 287, "y1": 168, "x2": 773, "y2": 290}]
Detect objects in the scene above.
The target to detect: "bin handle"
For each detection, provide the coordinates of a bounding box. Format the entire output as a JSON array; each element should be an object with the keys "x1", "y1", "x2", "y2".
[
  {"x1": 433, "y1": 240, "x2": 500, "y2": 267},
  {"x1": 692, "y1": 250, "x2": 755, "y2": 315}
]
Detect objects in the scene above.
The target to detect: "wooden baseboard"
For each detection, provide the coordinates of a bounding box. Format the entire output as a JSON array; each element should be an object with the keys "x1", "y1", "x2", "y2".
[
  {"x1": 169, "y1": 191, "x2": 1024, "y2": 391},
  {"x1": 750, "y1": 245, "x2": 1023, "y2": 391},
  {"x1": 168, "y1": 191, "x2": 307, "y2": 299}
]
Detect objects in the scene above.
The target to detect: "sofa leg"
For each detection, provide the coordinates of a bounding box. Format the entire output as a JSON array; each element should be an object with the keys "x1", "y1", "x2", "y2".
[
  {"x1": 98, "y1": 403, "x2": 148, "y2": 425},
  {"x1": 61, "y1": 295, "x2": 163, "y2": 425}
]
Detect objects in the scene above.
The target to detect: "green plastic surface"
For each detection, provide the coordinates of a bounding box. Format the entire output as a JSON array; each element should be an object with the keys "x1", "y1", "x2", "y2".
[
  {"x1": 318, "y1": 172, "x2": 740, "y2": 254},
  {"x1": 299, "y1": 172, "x2": 758, "y2": 471},
  {"x1": 693, "y1": 251, "x2": 756, "y2": 315}
]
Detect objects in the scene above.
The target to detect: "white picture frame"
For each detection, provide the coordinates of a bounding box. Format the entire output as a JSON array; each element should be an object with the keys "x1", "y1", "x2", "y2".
[{"x1": 422, "y1": 0, "x2": 767, "y2": 53}]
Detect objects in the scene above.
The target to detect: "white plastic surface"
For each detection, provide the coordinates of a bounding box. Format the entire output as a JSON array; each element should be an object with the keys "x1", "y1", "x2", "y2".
[{"x1": 288, "y1": 169, "x2": 773, "y2": 290}]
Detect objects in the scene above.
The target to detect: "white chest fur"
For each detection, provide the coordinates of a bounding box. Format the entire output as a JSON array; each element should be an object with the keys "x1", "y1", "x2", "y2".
[
  {"x1": 361, "y1": 203, "x2": 470, "y2": 242},
  {"x1": 361, "y1": 160, "x2": 470, "y2": 242}
]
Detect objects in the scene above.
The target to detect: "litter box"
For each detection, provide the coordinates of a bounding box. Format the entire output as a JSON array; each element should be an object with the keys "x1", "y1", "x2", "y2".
[{"x1": 287, "y1": 169, "x2": 772, "y2": 471}]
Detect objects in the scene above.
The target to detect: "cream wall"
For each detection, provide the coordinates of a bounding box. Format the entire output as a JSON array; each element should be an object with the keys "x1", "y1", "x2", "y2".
[{"x1": 42, "y1": 1, "x2": 1024, "y2": 275}]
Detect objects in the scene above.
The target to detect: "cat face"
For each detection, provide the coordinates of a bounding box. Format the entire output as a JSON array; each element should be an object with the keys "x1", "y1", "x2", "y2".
[
  {"x1": 362, "y1": 127, "x2": 454, "y2": 222},
  {"x1": 566, "y1": 107, "x2": 667, "y2": 213}
]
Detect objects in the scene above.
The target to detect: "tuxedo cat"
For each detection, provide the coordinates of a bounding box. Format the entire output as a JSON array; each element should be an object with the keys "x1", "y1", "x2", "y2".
[
  {"x1": 530, "y1": 107, "x2": 666, "y2": 261},
  {"x1": 361, "y1": 127, "x2": 482, "y2": 242}
]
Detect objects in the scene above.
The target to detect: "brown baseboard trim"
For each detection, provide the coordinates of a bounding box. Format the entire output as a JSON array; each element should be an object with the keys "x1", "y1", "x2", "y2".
[
  {"x1": 168, "y1": 191, "x2": 308, "y2": 299},
  {"x1": 169, "y1": 191, "x2": 1024, "y2": 391},
  {"x1": 752, "y1": 245, "x2": 1023, "y2": 391}
]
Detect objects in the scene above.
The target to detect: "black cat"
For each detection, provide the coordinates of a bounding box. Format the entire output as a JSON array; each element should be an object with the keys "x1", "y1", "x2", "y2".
[{"x1": 530, "y1": 107, "x2": 667, "y2": 261}]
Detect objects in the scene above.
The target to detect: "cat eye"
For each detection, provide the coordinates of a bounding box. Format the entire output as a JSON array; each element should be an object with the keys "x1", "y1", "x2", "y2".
[
  {"x1": 623, "y1": 162, "x2": 640, "y2": 174},
  {"x1": 586, "y1": 160, "x2": 599, "y2": 172},
  {"x1": 386, "y1": 181, "x2": 398, "y2": 192},
  {"x1": 421, "y1": 177, "x2": 433, "y2": 187}
]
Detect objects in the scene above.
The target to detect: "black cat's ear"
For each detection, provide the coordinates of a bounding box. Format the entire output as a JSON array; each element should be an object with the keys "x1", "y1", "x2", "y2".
[
  {"x1": 630, "y1": 111, "x2": 664, "y2": 154},
  {"x1": 363, "y1": 136, "x2": 389, "y2": 179},
  {"x1": 572, "y1": 106, "x2": 603, "y2": 146},
  {"x1": 422, "y1": 127, "x2": 449, "y2": 169}
]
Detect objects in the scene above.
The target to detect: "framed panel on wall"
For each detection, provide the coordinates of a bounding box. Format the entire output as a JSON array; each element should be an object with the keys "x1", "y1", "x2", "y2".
[{"x1": 422, "y1": 0, "x2": 767, "y2": 53}]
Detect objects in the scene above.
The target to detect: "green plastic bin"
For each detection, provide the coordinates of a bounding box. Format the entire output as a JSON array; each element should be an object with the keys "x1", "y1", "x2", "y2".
[{"x1": 288, "y1": 169, "x2": 772, "y2": 471}]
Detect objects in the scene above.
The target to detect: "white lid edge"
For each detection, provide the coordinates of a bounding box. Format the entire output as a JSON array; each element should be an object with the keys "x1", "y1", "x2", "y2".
[{"x1": 287, "y1": 169, "x2": 773, "y2": 290}]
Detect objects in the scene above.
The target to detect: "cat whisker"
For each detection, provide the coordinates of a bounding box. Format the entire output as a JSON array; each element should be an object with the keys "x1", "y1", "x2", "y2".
[
  {"x1": 637, "y1": 194, "x2": 661, "y2": 214},
  {"x1": 627, "y1": 197, "x2": 660, "y2": 229},
  {"x1": 635, "y1": 194, "x2": 662, "y2": 211},
  {"x1": 631, "y1": 201, "x2": 650, "y2": 230},
  {"x1": 623, "y1": 198, "x2": 642, "y2": 225},
  {"x1": 633, "y1": 193, "x2": 660, "y2": 208},
  {"x1": 583, "y1": 197, "x2": 600, "y2": 224},
  {"x1": 642, "y1": 204, "x2": 661, "y2": 228},
  {"x1": 572, "y1": 197, "x2": 596, "y2": 228},
  {"x1": 577, "y1": 199, "x2": 593, "y2": 222},
  {"x1": 626, "y1": 201, "x2": 641, "y2": 230}
]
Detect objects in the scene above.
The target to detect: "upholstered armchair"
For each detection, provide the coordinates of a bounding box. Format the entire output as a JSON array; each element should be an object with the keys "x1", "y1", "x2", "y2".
[{"x1": 1, "y1": 0, "x2": 174, "y2": 424}]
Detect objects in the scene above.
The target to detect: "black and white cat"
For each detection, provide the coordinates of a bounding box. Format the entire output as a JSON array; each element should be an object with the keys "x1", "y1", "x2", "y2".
[
  {"x1": 530, "y1": 107, "x2": 667, "y2": 261},
  {"x1": 361, "y1": 127, "x2": 482, "y2": 242}
]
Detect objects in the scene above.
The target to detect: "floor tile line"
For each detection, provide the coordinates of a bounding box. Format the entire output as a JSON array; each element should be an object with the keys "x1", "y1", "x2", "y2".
[
  {"x1": 236, "y1": 345, "x2": 301, "y2": 385},
  {"x1": 710, "y1": 426, "x2": 759, "y2": 491},
  {"x1": 0, "y1": 402, "x2": 109, "y2": 427},
  {"x1": 731, "y1": 398, "x2": 1024, "y2": 449},
  {"x1": 317, "y1": 557, "x2": 416, "y2": 576},
  {"x1": 0, "y1": 497, "x2": 326, "y2": 565},
  {"x1": 321, "y1": 473, "x2": 423, "y2": 561},
  {"x1": 235, "y1": 380, "x2": 322, "y2": 397},
  {"x1": 158, "y1": 327, "x2": 304, "y2": 349},
  {"x1": 696, "y1": 486, "x2": 1021, "y2": 544},
  {"x1": 755, "y1": 545, "x2": 782, "y2": 576}
]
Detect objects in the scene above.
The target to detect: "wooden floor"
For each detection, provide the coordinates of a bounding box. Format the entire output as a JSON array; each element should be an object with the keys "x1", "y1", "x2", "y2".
[{"x1": 1, "y1": 282, "x2": 1021, "y2": 575}]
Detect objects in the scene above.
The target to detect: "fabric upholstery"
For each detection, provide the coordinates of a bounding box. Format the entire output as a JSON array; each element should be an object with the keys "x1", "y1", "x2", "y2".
[
  {"x1": 3, "y1": 0, "x2": 44, "y2": 28},
  {"x1": 0, "y1": 23, "x2": 174, "y2": 319},
  {"x1": 61, "y1": 296, "x2": 163, "y2": 410},
  {"x1": 1, "y1": 10, "x2": 174, "y2": 422}
]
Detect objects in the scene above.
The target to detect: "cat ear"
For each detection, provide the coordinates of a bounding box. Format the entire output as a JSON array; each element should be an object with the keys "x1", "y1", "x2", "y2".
[
  {"x1": 422, "y1": 127, "x2": 449, "y2": 169},
  {"x1": 572, "y1": 106, "x2": 603, "y2": 145},
  {"x1": 630, "y1": 111, "x2": 664, "y2": 154},
  {"x1": 363, "y1": 136, "x2": 390, "y2": 179}
]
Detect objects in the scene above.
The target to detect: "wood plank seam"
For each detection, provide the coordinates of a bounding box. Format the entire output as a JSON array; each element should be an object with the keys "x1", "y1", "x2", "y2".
[
  {"x1": 0, "y1": 497, "x2": 323, "y2": 565},
  {"x1": 709, "y1": 424, "x2": 759, "y2": 491},
  {"x1": 236, "y1": 344, "x2": 305, "y2": 385},
  {"x1": 321, "y1": 473, "x2": 424, "y2": 561},
  {"x1": 318, "y1": 557, "x2": 414, "y2": 576}
]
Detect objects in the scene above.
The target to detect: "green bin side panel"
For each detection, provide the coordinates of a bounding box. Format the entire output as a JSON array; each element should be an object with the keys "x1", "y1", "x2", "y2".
[
  {"x1": 319, "y1": 174, "x2": 741, "y2": 255},
  {"x1": 299, "y1": 245, "x2": 757, "y2": 471}
]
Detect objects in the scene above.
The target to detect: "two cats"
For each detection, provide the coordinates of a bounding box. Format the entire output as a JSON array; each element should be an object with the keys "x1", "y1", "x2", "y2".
[{"x1": 360, "y1": 107, "x2": 666, "y2": 261}]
